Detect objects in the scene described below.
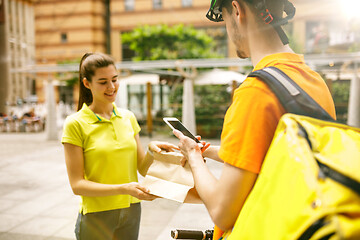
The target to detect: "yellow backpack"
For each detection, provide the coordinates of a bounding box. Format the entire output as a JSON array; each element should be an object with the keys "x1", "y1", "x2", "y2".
[{"x1": 224, "y1": 67, "x2": 360, "y2": 240}]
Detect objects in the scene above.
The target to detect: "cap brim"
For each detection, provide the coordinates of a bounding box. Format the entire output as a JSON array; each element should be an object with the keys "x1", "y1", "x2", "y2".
[{"x1": 206, "y1": 9, "x2": 223, "y2": 22}]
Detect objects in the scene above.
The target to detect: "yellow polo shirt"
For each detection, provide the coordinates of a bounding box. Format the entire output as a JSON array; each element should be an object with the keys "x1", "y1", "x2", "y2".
[{"x1": 62, "y1": 103, "x2": 141, "y2": 214}]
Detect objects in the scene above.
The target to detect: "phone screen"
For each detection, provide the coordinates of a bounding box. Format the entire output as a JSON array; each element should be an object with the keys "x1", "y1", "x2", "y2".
[{"x1": 166, "y1": 119, "x2": 200, "y2": 143}]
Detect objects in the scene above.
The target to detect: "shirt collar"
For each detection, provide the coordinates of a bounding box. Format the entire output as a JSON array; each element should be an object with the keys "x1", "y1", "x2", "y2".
[
  {"x1": 253, "y1": 52, "x2": 305, "y2": 71},
  {"x1": 111, "y1": 102, "x2": 122, "y2": 118},
  {"x1": 80, "y1": 103, "x2": 122, "y2": 124}
]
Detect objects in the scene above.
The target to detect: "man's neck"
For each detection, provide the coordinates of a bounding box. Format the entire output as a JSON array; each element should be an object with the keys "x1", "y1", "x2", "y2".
[
  {"x1": 247, "y1": 23, "x2": 294, "y2": 67},
  {"x1": 250, "y1": 46, "x2": 294, "y2": 67}
]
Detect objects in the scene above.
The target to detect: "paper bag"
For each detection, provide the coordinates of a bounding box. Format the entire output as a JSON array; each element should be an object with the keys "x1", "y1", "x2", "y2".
[{"x1": 141, "y1": 151, "x2": 194, "y2": 202}]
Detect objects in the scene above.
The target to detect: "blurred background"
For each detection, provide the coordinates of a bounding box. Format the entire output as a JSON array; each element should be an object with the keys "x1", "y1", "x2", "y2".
[
  {"x1": 1, "y1": 0, "x2": 360, "y2": 139},
  {"x1": 0, "y1": 0, "x2": 360, "y2": 239}
]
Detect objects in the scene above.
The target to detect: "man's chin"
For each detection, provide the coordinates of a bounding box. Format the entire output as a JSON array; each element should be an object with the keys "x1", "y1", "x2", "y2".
[{"x1": 236, "y1": 50, "x2": 248, "y2": 59}]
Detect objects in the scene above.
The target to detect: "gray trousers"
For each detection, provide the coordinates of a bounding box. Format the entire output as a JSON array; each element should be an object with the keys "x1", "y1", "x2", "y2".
[{"x1": 75, "y1": 203, "x2": 141, "y2": 240}]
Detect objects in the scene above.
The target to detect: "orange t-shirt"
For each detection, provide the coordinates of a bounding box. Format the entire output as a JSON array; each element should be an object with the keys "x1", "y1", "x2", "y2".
[{"x1": 214, "y1": 53, "x2": 336, "y2": 239}]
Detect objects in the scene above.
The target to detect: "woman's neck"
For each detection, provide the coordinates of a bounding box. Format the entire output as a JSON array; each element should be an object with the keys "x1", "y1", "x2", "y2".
[{"x1": 89, "y1": 102, "x2": 114, "y2": 120}]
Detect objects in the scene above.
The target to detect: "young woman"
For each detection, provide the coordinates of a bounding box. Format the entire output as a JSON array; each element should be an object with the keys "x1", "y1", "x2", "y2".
[{"x1": 62, "y1": 52, "x2": 176, "y2": 240}]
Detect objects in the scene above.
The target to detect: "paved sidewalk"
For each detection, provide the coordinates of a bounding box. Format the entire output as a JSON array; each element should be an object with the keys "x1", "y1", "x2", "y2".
[{"x1": 0, "y1": 131, "x2": 222, "y2": 240}]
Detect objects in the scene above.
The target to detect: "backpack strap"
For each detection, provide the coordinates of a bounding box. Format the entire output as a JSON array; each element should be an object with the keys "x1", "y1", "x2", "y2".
[{"x1": 248, "y1": 66, "x2": 335, "y2": 121}]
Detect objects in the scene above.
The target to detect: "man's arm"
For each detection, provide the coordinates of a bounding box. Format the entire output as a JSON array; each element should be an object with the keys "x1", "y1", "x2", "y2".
[
  {"x1": 189, "y1": 151, "x2": 257, "y2": 230},
  {"x1": 174, "y1": 130, "x2": 258, "y2": 231},
  {"x1": 202, "y1": 145, "x2": 223, "y2": 162}
]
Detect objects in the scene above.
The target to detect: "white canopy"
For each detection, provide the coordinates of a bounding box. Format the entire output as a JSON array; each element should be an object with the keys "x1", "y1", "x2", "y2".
[
  {"x1": 194, "y1": 68, "x2": 246, "y2": 85},
  {"x1": 116, "y1": 74, "x2": 159, "y2": 109},
  {"x1": 120, "y1": 74, "x2": 160, "y2": 85}
]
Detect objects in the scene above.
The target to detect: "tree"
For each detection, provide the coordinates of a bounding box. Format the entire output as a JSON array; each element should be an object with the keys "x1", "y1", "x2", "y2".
[
  {"x1": 56, "y1": 59, "x2": 80, "y2": 87},
  {"x1": 121, "y1": 24, "x2": 222, "y2": 61}
]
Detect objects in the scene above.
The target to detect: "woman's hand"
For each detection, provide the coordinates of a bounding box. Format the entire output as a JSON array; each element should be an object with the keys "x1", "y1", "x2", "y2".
[
  {"x1": 148, "y1": 141, "x2": 179, "y2": 153},
  {"x1": 124, "y1": 182, "x2": 157, "y2": 201}
]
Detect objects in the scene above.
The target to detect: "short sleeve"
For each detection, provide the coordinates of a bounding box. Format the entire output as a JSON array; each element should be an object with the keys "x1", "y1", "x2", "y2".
[
  {"x1": 129, "y1": 111, "x2": 141, "y2": 136},
  {"x1": 61, "y1": 116, "x2": 83, "y2": 148},
  {"x1": 218, "y1": 85, "x2": 284, "y2": 174},
  {"x1": 119, "y1": 109, "x2": 141, "y2": 136}
]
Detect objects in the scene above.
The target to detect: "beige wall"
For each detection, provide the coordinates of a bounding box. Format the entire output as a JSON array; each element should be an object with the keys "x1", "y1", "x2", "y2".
[
  {"x1": 35, "y1": 0, "x2": 107, "y2": 64},
  {"x1": 32, "y1": 0, "x2": 356, "y2": 103},
  {"x1": 111, "y1": 0, "x2": 213, "y2": 31},
  {"x1": 34, "y1": 0, "x2": 220, "y2": 65},
  {"x1": 34, "y1": 0, "x2": 355, "y2": 63}
]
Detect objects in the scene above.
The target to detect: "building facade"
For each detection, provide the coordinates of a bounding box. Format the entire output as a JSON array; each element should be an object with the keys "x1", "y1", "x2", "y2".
[
  {"x1": 33, "y1": 0, "x2": 359, "y2": 61},
  {"x1": 7, "y1": 0, "x2": 359, "y2": 104},
  {"x1": 3, "y1": 0, "x2": 36, "y2": 106}
]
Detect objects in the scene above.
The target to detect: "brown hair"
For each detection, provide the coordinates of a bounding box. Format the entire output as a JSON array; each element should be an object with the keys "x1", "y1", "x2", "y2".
[{"x1": 77, "y1": 52, "x2": 116, "y2": 111}]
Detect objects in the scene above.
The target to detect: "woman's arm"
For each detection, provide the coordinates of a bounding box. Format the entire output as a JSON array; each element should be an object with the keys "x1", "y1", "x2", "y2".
[
  {"x1": 134, "y1": 134, "x2": 148, "y2": 177},
  {"x1": 63, "y1": 143, "x2": 155, "y2": 200}
]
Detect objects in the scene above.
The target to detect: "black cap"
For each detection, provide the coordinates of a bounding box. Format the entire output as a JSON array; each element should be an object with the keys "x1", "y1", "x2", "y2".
[{"x1": 206, "y1": 0, "x2": 296, "y2": 45}]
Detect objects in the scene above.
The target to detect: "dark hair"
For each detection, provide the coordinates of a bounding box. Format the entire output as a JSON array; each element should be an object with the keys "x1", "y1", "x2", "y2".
[
  {"x1": 77, "y1": 52, "x2": 116, "y2": 111},
  {"x1": 222, "y1": 0, "x2": 284, "y2": 19}
]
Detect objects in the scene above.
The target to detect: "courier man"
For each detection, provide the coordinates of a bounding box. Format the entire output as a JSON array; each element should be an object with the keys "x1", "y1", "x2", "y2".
[{"x1": 174, "y1": 0, "x2": 336, "y2": 239}]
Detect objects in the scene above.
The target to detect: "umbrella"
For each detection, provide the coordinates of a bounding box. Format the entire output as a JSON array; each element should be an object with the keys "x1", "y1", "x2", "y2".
[{"x1": 194, "y1": 68, "x2": 246, "y2": 85}]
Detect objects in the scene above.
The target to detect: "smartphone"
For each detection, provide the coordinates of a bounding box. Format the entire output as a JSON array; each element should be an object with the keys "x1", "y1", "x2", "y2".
[{"x1": 163, "y1": 117, "x2": 202, "y2": 147}]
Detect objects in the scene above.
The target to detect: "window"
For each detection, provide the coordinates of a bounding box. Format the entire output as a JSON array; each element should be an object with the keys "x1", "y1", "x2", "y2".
[
  {"x1": 182, "y1": 0, "x2": 192, "y2": 7},
  {"x1": 30, "y1": 79, "x2": 36, "y2": 95},
  {"x1": 153, "y1": 0, "x2": 162, "y2": 9},
  {"x1": 125, "y1": 0, "x2": 135, "y2": 11},
  {"x1": 61, "y1": 33, "x2": 68, "y2": 43}
]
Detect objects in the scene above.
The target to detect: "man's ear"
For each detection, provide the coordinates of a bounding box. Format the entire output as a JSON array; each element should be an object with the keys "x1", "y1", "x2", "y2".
[
  {"x1": 232, "y1": 0, "x2": 246, "y2": 22},
  {"x1": 82, "y1": 78, "x2": 91, "y2": 89}
]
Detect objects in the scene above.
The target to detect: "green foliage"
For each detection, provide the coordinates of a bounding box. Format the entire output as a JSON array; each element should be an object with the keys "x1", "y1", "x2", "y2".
[
  {"x1": 56, "y1": 59, "x2": 80, "y2": 87},
  {"x1": 331, "y1": 80, "x2": 350, "y2": 124},
  {"x1": 122, "y1": 24, "x2": 223, "y2": 61},
  {"x1": 169, "y1": 84, "x2": 232, "y2": 138},
  {"x1": 332, "y1": 80, "x2": 350, "y2": 103},
  {"x1": 63, "y1": 76, "x2": 78, "y2": 87}
]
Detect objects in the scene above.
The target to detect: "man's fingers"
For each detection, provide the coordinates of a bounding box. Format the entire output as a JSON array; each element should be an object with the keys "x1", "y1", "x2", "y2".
[
  {"x1": 173, "y1": 129, "x2": 185, "y2": 139},
  {"x1": 201, "y1": 142, "x2": 211, "y2": 153}
]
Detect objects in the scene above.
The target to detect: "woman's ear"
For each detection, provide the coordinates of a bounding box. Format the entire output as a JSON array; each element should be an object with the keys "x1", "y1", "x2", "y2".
[{"x1": 82, "y1": 78, "x2": 91, "y2": 89}]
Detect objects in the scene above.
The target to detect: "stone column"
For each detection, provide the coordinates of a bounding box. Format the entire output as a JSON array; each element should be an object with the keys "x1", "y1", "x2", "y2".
[
  {"x1": 176, "y1": 61, "x2": 198, "y2": 135},
  {"x1": 182, "y1": 78, "x2": 196, "y2": 135},
  {"x1": 46, "y1": 78, "x2": 58, "y2": 140},
  {"x1": 347, "y1": 62, "x2": 360, "y2": 127},
  {"x1": 0, "y1": 0, "x2": 9, "y2": 114}
]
